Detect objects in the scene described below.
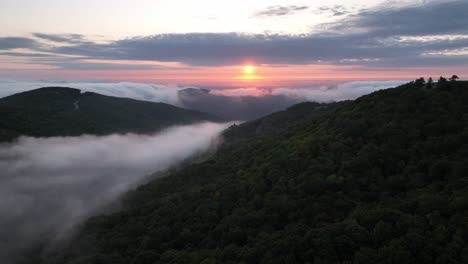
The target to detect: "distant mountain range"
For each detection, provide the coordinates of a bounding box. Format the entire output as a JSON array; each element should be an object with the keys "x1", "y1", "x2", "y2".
[
  {"x1": 21, "y1": 80, "x2": 468, "y2": 263},
  {"x1": 177, "y1": 87, "x2": 303, "y2": 121},
  {"x1": 0, "y1": 87, "x2": 221, "y2": 142}
]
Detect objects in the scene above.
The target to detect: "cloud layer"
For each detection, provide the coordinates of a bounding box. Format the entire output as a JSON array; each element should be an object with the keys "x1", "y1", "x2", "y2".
[
  {"x1": 0, "y1": 1, "x2": 467, "y2": 69},
  {"x1": 0, "y1": 122, "x2": 230, "y2": 261},
  {"x1": 0, "y1": 79, "x2": 182, "y2": 105},
  {"x1": 0, "y1": 79, "x2": 405, "y2": 120},
  {"x1": 271, "y1": 80, "x2": 406, "y2": 102}
]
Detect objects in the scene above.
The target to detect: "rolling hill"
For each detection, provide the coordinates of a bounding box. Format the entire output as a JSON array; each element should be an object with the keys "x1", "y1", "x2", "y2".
[
  {"x1": 18, "y1": 80, "x2": 468, "y2": 263},
  {"x1": 0, "y1": 87, "x2": 221, "y2": 142}
]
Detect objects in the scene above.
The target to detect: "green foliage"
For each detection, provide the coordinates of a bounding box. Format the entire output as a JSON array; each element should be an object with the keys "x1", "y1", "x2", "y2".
[
  {"x1": 0, "y1": 87, "x2": 220, "y2": 142},
  {"x1": 20, "y1": 81, "x2": 468, "y2": 263}
]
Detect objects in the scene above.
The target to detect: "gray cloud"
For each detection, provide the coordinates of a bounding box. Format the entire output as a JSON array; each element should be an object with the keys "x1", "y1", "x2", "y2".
[
  {"x1": 0, "y1": 122, "x2": 230, "y2": 262},
  {"x1": 44, "y1": 60, "x2": 159, "y2": 70},
  {"x1": 32, "y1": 0, "x2": 468, "y2": 67},
  {"x1": 0, "y1": 37, "x2": 38, "y2": 50},
  {"x1": 254, "y1": 5, "x2": 308, "y2": 17},
  {"x1": 32, "y1": 33, "x2": 89, "y2": 44},
  {"x1": 0, "y1": 51, "x2": 159, "y2": 70},
  {"x1": 1, "y1": 1, "x2": 467, "y2": 69},
  {"x1": 330, "y1": 0, "x2": 468, "y2": 37},
  {"x1": 46, "y1": 32, "x2": 468, "y2": 67},
  {"x1": 0, "y1": 51, "x2": 55, "y2": 58},
  {"x1": 315, "y1": 5, "x2": 349, "y2": 16}
]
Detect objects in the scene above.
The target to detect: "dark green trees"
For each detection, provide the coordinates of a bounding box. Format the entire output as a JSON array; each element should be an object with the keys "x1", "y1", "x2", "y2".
[
  {"x1": 17, "y1": 80, "x2": 468, "y2": 264},
  {"x1": 0, "y1": 87, "x2": 220, "y2": 142}
]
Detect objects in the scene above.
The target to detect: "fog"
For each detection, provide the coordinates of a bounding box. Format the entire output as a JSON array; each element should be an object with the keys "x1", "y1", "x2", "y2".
[
  {"x1": 0, "y1": 122, "x2": 231, "y2": 260},
  {"x1": 179, "y1": 81, "x2": 405, "y2": 119},
  {"x1": 0, "y1": 79, "x2": 405, "y2": 120},
  {"x1": 271, "y1": 81, "x2": 406, "y2": 102},
  {"x1": 0, "y1": 79, "x2": 182, "y2": 106}
]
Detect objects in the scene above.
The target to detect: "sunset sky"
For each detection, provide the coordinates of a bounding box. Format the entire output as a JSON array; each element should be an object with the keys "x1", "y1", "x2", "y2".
[{"x1": 0, "y1": 0, "x2": 467, "y2": 87}]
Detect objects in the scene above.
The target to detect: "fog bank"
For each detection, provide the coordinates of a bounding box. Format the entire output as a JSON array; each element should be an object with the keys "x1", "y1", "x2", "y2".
[
  {"x1": 0, "y1": 79, "x2": 405, "y2": 120},
  {"x1": 0, "y1": 122, "x2": 230, "y2": 261}
]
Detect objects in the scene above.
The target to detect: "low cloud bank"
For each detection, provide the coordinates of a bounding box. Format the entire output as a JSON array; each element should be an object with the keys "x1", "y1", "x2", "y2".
[
  {"x1": 271, "y1": 80, "x2": 405, "y2": 102},
  {"x1": 0, "y1": 122, "x2": 230, "y2": 261},
  {"x1": 0, "y1": 79, "x2": 405, "y2": 120},
  {"x1": 0, "y1": 79, "x2": 182, "y2": 105}
]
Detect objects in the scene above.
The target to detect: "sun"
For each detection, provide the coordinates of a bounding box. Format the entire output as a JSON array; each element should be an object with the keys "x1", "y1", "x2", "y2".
[
  {"x1": 238, "y1": 64, "x2": 262, "y2": 82},
  {"x1": 244, "y1": 65, "x2": 254, "y2": 74}
]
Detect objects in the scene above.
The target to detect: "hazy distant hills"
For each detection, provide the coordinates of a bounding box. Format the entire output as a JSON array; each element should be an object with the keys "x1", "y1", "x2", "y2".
[
  {"x1": 177, "y1": 87, "x2": 303, "y2": 121},
  {"x1": 0, "y1": 87, "x2": 221, "y2": 142},
  {"x1": 29, "y1": 80, "x2": 468, "y2": 263}
]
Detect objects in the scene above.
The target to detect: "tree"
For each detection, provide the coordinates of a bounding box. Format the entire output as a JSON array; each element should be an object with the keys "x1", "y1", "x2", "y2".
[
  {"x1": 438, "y1": 76, "x2": 447, "y2": 84},
  {"x1": 426, "y1": 77, "x2": 434, "y2": 89},
  {"x1": 414, "y1": 77, "x2": 426, "y2": 88},
  {"x1": 449, "y1": 75, "x2": 459, "y2": 82},
  {"x1": 22, "y1": 79, "x2": 468, "y2": 264}
]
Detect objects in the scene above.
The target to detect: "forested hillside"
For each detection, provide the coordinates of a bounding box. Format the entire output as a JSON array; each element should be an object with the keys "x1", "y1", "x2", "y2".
[
  {"x1": 21, "y1": 81, "x2": 468, "y2": 264},
  {"x1": 0, "y1": 87, "x2": 220, "y2": 142}
]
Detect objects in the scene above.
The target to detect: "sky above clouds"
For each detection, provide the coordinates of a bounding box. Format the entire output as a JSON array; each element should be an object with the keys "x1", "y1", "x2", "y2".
[{"x1": 0, "y1": 0, "x2": 466, "y2": 86}]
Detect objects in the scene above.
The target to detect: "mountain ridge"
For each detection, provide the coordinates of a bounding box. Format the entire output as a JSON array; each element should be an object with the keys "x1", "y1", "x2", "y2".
[
  {"x1": 0, "y1": 87, "x2": 222, "y2": 142},
  {"x1": 16, "y1": 80, "x2": 468, "y2": 263}
]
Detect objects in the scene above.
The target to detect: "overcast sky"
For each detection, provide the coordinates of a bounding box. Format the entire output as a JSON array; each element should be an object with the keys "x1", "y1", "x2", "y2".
[{"x1": 0, "y1": 0, "x2": 466, "y2": 86}]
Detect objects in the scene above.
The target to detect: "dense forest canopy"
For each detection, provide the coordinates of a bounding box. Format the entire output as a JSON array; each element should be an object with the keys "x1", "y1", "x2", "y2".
[
  {"x1": 18, "y1": 80, "x2": 468, "y2": 264},
  {"x1": 0, "y1": 87, "x2": 220, "y2": 142}
]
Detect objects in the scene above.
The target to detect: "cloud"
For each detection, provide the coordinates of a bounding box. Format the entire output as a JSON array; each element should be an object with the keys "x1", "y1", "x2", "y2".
[
  {"x1": 253, "y1": 5, "x2": 308, "y2": 17},
  {"x1": 0, "y1": 79, "x2": 406, "y2": 120},
  {"x1": 331, "y1": 0, "x2": 468, "y2": 37},
  {"x1": 52, "y1": 32, "x2": 364, "y2": 66},
  {"x1": 0, "y1": 79, "x2": 183, "y2": 106},
  {"x1": 0, "y1": 37, "x2": 39, "y2": 50},
  {"x1": 0, "y1": 79, "x2": 297, "y2": 119},
  {"x1": 0, "y1": 51, "x2": 55, "y2": 58},
  {"x1": 272, "y1": 80, "x2": 405, "y2": 102},
  {"x1": 177, "y1": 87, "x2": 304, "y2": 120},
  {"x1": 314, "y1": 5, "x2": 349, "y2": 16},
  {"x1": 0, "y1": 122, "x2": 231, "y2": 261},
  {"x1": 0, "y1": 51, "x2": 159, "y2": 71},
  {"x1": 27, "y1": 0, "x2": 468, "y2": 67},
  {"x1": 32, "y1": 33, "x2": 89, "y2": 44},
  {"x1": 1, "y1": 1, "x2": 467, "y2": 69},
  {"x1": 44, "y1": 60, "x2": 159, "y2": 70}
]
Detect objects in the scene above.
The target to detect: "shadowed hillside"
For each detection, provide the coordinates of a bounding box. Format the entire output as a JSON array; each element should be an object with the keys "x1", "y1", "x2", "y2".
[
  {"x1": 18, "y1": 81, "x2": 468, "y2": 263},
  {"x1": 0, "y1": 87, "x2": 221, "y2": 142}
]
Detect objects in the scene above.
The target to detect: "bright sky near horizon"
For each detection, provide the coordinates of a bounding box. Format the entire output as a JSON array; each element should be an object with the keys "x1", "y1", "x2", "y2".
[{"x1": 0, "y1": 0, "x2": 466, "y2": 86}]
